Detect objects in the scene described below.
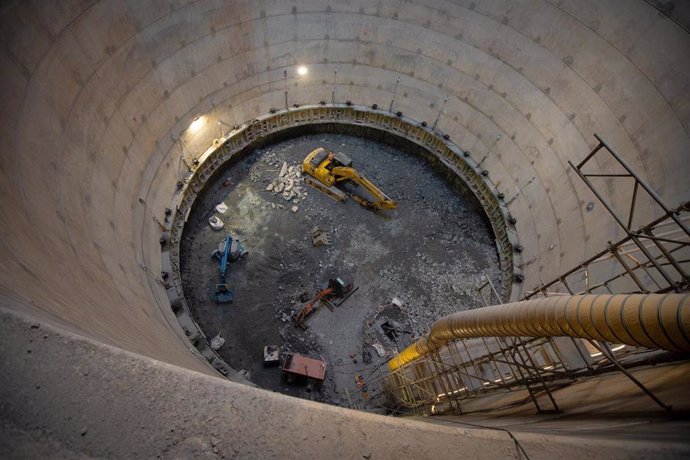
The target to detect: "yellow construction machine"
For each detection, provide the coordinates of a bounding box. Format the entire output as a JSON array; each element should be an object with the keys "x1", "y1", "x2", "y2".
[{"x1": 302, "y1": 147, "x2": 396, "y2": 210}]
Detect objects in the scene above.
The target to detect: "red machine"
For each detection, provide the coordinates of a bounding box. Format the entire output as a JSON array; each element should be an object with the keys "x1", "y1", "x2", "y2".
[{"x1": 281, "y1": 352, "x2": 327, "y2": 384}]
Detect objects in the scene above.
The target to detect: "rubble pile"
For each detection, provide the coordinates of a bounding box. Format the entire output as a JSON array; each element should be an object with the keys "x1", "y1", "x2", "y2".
[{"x1": 265, "y1": 161, "x2": 308, "y2": 212}]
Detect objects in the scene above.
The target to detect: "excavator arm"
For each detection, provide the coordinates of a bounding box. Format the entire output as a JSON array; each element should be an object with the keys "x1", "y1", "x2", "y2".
[
  {"x1": 330, "y1": 166, "x2": 397, "y2": 210},
  {"x1": 294, "y1": 287, "x2": 334, "y2": 327}
]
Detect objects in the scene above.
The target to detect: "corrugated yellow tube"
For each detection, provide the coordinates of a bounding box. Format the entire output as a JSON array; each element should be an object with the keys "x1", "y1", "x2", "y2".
[{"x1": 388, "y1": 294, "x2": 690, "y2": 371}]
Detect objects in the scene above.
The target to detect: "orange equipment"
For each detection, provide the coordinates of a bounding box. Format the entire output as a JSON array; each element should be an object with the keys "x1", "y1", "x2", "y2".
[{"x1": 293, "y1": 275, "x2": 356, "y2": 329}]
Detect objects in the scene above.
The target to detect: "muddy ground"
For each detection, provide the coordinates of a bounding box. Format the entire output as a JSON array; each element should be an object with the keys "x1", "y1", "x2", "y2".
[{"x1": 179, "y1": 133, "x2": 501, "y2": 409}]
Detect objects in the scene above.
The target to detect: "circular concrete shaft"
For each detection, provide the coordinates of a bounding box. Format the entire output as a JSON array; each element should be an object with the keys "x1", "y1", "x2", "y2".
[{"x1": 1, "y1": 1, "x2": 690, "y2": 456}]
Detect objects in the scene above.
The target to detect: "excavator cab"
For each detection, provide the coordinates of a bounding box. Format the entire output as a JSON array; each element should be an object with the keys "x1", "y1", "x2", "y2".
[
  {"x1": 307, "y1": 147, "x2": 329, "y2": 169},
  {"x1": 328, "y1": 275, "x2": 353, "y2": 297},
  {"x1": 306, "y1": 148, "x2": 353, "y2": 171}
]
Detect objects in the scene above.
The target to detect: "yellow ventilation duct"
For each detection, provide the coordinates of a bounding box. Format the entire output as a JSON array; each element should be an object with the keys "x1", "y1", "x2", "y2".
[{"x1": 389, "y1": 294, "x2": 690, "y2": 371}]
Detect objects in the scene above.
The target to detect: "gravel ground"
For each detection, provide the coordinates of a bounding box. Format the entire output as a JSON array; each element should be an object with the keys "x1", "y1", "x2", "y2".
[{"x1": 179, "y1": 133, "x2": 501, "y2": 409}]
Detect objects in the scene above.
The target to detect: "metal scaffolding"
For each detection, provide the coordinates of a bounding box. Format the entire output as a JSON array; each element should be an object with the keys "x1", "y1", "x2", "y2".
[
  {"x1": 524, "y1": 134, "x2": 689, "y2": 298},
  {"x1": 377, "y1": 135, "x2": 688, "y2": 416}
]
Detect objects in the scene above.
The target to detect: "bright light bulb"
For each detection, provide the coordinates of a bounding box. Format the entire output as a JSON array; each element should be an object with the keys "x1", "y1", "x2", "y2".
[
  {"x1": 297, "y1": 66, "x2": 308, "y2": 76},
  {"x1": 189, "y1": 116, "x2": 205, "y2": 133}
]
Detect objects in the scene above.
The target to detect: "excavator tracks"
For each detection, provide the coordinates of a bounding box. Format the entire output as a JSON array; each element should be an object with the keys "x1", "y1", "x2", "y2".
[{"x1": 304, "y1": 175, "x2": 348, "y2": 203}]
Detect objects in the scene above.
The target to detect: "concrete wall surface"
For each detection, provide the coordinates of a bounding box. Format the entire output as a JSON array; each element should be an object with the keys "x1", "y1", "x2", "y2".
[
  {"x1": 1, "y1": 0, "x2": 689, "y2": 455},
  {"x1": 3, "y1": 308, "x2": 689, "y2": 459}
]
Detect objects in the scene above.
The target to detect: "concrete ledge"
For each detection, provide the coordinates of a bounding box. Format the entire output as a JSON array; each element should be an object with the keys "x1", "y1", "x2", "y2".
[{"x1": 2, "y1": 307, "x2": 689, "y2": 459}]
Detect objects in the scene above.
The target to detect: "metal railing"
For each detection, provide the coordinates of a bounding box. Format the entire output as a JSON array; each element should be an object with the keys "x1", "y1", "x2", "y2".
[{"x1": 377, "y1": 135, "x2": 689, "y2": 416}]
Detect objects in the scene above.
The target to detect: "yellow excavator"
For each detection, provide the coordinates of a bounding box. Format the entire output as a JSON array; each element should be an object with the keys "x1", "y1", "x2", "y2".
[{"x1": 302, "y1": 147, "x2": 397, "y2": 210}]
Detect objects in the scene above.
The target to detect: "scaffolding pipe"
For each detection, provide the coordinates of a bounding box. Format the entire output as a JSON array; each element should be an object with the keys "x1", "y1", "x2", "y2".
[{"x1": 389, "y1": 294, "x2": 690, "y2": 371}]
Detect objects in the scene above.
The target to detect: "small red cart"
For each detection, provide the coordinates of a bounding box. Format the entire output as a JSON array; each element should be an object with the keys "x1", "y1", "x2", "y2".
[{"x1": 281, "y1": 352, "x2": 327, "y2": 385}]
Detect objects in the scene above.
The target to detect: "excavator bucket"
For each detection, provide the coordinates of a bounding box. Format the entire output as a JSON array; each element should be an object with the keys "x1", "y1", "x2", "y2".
[{"x1": 213, "y1": 283, "x2": 234, "y2": 303}]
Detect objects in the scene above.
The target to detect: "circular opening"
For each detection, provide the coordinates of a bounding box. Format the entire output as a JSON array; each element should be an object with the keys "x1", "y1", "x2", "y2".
[{"x1": 178, "y1": 122, "x2": 505, "y2": 406}]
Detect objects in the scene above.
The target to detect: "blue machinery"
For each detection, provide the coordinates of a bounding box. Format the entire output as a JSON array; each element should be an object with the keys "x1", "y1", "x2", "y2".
[{"x1": 212, "y1": 236, "x2": 247, "y2": 304}]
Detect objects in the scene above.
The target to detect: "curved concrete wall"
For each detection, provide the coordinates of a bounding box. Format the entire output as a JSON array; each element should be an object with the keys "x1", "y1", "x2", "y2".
[{"x1": 1, "y1": 0, "x2": 689, "y2": 374}]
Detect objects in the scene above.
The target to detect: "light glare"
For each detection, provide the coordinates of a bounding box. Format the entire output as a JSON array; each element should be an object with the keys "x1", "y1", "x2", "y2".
[
  {"x1": 189, "y1": 116, "x2": 205, "y2": 133},
  {"x1": 297, "y1": 66, "x2": 308, "y2": 76}
]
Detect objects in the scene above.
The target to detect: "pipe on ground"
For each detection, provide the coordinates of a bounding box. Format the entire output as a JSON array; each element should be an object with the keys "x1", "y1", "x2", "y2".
[{"x1": 388, "y1": 294, "x2": 690, "y2": 371}]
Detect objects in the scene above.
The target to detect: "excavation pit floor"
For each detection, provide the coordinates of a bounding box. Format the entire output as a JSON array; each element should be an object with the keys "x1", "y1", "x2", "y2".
[{"x1": 180, "y1": 133, "x2": 501, "y2": 409}]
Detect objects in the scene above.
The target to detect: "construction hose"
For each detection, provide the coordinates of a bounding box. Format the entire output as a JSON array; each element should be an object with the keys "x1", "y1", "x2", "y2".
[{"x1": 388, "y1": 294, "x2": 690, "y2": 371}]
